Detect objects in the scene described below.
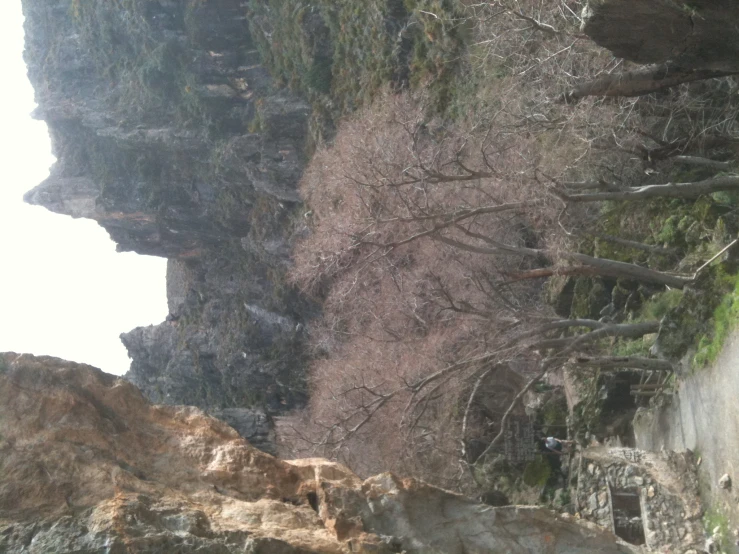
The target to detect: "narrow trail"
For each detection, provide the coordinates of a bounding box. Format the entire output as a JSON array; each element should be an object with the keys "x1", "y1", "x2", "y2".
[{"x1": 634, "y1": 332, "x2": 739, "y2": 551}]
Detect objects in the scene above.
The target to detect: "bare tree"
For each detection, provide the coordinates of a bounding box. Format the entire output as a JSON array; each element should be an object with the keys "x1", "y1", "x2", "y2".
[
  {"x1": 279, "y1": 0, "x2": 739, "y2": 492},
  {"x1": 564, "y1": 63, "x2": 738, "y2": 102}
]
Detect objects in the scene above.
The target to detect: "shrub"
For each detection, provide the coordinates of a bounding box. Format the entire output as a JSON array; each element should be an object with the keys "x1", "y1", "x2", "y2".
[{"x1": 523, "y1": 457, "x2": 552, "y2": 487}]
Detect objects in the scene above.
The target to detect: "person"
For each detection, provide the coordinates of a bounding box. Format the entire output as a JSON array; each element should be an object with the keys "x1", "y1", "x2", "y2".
[{"x1": 542, "y1": 436, "x2": 575, "y2": 455}]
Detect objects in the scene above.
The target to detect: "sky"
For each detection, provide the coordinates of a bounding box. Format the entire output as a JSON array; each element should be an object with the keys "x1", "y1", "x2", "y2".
[{"x1": 0, "y1": 2, "x2": 168, "y2": 375}]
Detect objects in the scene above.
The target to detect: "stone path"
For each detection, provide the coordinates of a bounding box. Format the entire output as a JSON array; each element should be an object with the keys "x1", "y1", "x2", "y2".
[{"x1": 634, "y1": 332, "x2": 739, "y2": 552}]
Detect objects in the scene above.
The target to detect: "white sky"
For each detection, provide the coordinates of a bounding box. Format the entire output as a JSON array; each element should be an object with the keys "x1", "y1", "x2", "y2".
[{"x1": 0, "y1": 2, "x2": 168, "y2": 375}]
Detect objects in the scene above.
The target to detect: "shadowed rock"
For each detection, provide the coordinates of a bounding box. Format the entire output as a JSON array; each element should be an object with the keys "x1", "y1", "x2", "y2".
[{"x1": 582, "y1": 0, "x2": 739, "y2": 71}]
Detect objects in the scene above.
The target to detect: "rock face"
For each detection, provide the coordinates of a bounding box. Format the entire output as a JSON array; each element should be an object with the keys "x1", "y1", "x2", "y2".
[
  {"x1": 20, "y1": 0, "x2": 316, "y2": 445},
  {"x1": 582, "y1": 0, "x2": 739, "y2": 71},
  {"x1": 0, "y1": 353, "x2": 641, "y2": 553}
]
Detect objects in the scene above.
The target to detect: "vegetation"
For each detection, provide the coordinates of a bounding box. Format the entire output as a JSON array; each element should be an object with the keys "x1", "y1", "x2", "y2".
[
  {"x1": 248, "y1": 0, "x2": 470, "y2": 125},
  {"x1": 694, "y1": 271, "x2": 739, "y2": 367},
  {"x1": 49, "y1": 0, "x2": 739, "y2": 505},
  {"x1": 262, "y1": 0, "x2": 739, "y2": 496},
  {"x1": 704, "y1": 505, "x2": 733, "y2": 552},
  {"x1": 522, "y1": 457, "x2": 552, "y2": 488}
]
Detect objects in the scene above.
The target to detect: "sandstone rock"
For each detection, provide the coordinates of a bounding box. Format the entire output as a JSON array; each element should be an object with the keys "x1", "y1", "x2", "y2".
[{"x1": 0, "y1": 353, "x2": 641, "y2": 554}]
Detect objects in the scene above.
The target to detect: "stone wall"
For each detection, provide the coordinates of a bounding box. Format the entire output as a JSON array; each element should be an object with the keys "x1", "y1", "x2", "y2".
[{"x1": 576, "y1": 447, "x2": 705, "y2": 552}]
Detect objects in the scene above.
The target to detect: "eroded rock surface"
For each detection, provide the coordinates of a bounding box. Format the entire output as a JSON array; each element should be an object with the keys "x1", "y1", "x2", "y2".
[
  {"x1": 20, "y1": 0, "x2": 315, "y2": 445},
  {"x1": 0, "y1": 353, "x2": 640, "y2": 553}
]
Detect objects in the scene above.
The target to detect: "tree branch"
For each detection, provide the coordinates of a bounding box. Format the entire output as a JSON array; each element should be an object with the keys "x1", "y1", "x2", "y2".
[
  {"x1": 573, "y1": 356, "x2": 673, "y2": 372},
  {"x1": 555, "y1": 174, "x2": 739, "y2": 203},
  {"x1": 564, "y1": 63, "x2": 738, "y2": 102}
]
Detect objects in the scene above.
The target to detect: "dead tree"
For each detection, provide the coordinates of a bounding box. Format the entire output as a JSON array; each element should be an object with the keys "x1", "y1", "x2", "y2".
[
  {"x1": 573, "y1": 356, "x2": 673, "y2": 372},
  {"x1": 564, "y1": 63, "x2": 737, "y2": 102},
  {"x1": 553, "y1": 173, "x2": 739, "y2": 203}
]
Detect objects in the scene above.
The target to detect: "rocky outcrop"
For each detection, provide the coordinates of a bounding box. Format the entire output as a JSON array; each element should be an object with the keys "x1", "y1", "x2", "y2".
[
  {"x1": 582, "y1": 0, "x2": 739, "y2": 71},
  {"x1": 21, "y1": 0, "x2": 316, "y2": 446},
  {"x1": 0, "y1": 353, "x2": 641, "y2": 553}
]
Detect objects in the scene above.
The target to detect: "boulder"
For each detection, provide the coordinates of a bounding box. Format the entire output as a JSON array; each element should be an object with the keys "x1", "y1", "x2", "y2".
[
  {"x1": 582, "y1": 0, "x2": 739, "y2": 72},
  {"x1": 719, "y1": 473, "x2": 732, "y2": 490}
]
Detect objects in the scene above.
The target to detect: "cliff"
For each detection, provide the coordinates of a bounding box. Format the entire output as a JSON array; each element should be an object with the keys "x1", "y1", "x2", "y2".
[
  {"x1": 0, "y1": 353, "x2": 640, "y2": 553},
  {"x1": 20, "y1": 0, "x2": 316, "y2": 449}
]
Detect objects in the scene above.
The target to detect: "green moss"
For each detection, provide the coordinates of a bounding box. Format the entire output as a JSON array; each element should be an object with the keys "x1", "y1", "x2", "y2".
[
  {"x1": 639, "y1": 289, "x2": 684, "y2": 321},
  {"x1": 570, "y1": 278, "x2": 593, "y2": 319},
  {"x1": 711, "y1": 190, "x2": 739, "y2": 206},
  {"x1": 522, "y1": 456, "x2": 552, "y2": 487},
  {"x1": 569, "y1": 278, "x2": 612, "y2": 319},
  {"x1": 693, "y1": 271, "x2": 739, "y2": 367},
  {"x1": 612, "y1": 337, "x2": 654, "y2": 357},
  {"x1": 305, "y1": 56, "x2": 333, "y2": 94},
  {"x1": 656, "y1": 214, "x2": 682, "y2": 245},
  {"x1": 570, "y1": 373, "x2": 602, "y2": 444},
  {"x1": 540, "y1": 395, "x2": 568, "y2": 430},
  {"x1": 704, "y1": 506, "x2": 732, "y2": 551}
]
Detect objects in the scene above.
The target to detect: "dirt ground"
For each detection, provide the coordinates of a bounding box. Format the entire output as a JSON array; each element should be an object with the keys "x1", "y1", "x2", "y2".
[{"x1": 634, "y1": 333, "x2": 739, "y2": 553}]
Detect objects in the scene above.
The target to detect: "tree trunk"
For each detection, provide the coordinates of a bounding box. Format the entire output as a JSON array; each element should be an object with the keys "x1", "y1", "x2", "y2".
[
  {"x1": 673, "y1": 156, "x2": 733, "y2": 171},
  {"x1": 565, "y1": 252, "x2": 692, "y2": 288},
  {"x1": 561, "y1": 180, "x2": 621, "y2": 191},
  {"x1": 502, "y1": 266, "x2": 600, "y2": 282},
  {"x1": 555, "y1": 174, "x2": 739, "y2": 203},
  {"x1": 533, "y1": 321, "x2": 660, "y2": 351},
  {"x1": 436, "y1": 235, "x2": 692, "y2": 288},
  {"x1": 564, "y1": 63, "x2": 737, "y2": 102},
  {"x1": 573, "y1": 356, "x2": 672, "y2": 372}
]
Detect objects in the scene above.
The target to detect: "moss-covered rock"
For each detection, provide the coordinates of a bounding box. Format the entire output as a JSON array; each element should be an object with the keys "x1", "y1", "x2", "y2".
[
  {"x1": 547, "y1": 276, "x2": 577, "y2": 317},
  {"x1": 652, "y1": 265, "x2": 738, "y2": 362},
  {"x1": 523, "y1": 457, "x2": 552, "y2": 487},
  {"x1": 570, "y1": 277, "x2": 614, "y2": 319}
]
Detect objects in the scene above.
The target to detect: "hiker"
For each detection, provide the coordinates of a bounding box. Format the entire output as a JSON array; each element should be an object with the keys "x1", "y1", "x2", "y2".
[{"x1": 542, "y1": 436, "x2": 575, "y2": 455}]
